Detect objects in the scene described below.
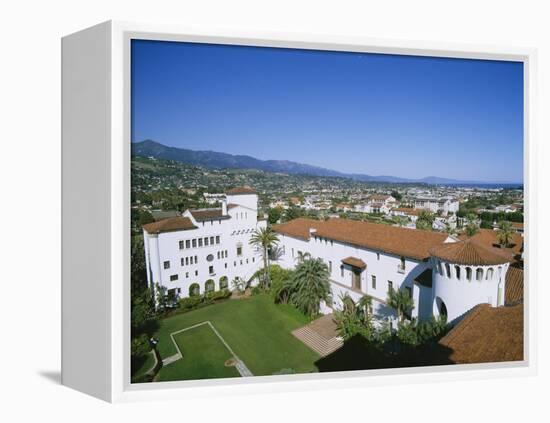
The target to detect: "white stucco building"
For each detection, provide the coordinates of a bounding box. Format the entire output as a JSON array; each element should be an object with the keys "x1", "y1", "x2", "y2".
[
  {"x1": 413, "y1": 196, "x2": 459, "y2": 215},
  {"x1": 273, "y1": 217, "x2": 513, "y2": 324},
  {"x1": 142, "y1": 187, "x2": 266, "y2": 299}
]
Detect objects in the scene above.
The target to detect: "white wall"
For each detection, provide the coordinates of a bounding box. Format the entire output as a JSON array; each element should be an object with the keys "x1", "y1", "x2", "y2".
[
  {"x1": 432, "y1": 258, "x2": 510, "y2": 323},
  {"x1": 144, "y1": 199, "x2": 265, "y2": 297}
]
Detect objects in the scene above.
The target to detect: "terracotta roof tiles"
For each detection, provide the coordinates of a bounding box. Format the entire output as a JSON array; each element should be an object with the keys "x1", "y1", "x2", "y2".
[
  {"x1": 274, "y1": 218, "x2": 448, "y2": 260},
  {"x1": 430, "y1": 238, "x2": 513, "y2": 266},
  {"x1": 142, "y1": 216, "x2": 197, "y2": 234},
  {"x1": 438, "y1": 303, "x2": 523, "y2": 364},
  {"x1": 505, "y1": 266, "x2": 524, "y2": 305},
  {"x1": 226, "y1": 186, "x2": 256, "y2": 195}
]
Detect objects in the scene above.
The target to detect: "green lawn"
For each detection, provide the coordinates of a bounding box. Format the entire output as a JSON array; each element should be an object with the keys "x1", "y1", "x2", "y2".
[
  {"x1": 153, "y1": 294, "x2": 320, "y2": 380},
  {"x1": 159, "y1": 323, "x2": 240, "y2": 381}
]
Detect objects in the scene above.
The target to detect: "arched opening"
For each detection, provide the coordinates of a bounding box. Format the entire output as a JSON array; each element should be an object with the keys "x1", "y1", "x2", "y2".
[
  {"x1": 205, "y1": 279, "x2": 215, "y2": 293},
  {"x1": 454, "y1": 265, "x2": 461, "y2": 280},
  {"x1": 189, "y1": 283, "x2": 200, "y2": 297},
  {"x1": 476, "y1": 268, "x2": 483, "y2": 281},
  {"x1": 486, "y1": 267, "x2": 494, "y2": 280},
  {"x1": 445, "y1": 263, "x2": 451, "y2": 278},
  {"x1": 219, "y1": 276, "x2": 228, "y2": 290},
  {"x1": 466, "y1": 267, "x2": 472, "y2": 281},
  {"x1": 434, "y1": 296, "x2": 448, "y2": 318}
]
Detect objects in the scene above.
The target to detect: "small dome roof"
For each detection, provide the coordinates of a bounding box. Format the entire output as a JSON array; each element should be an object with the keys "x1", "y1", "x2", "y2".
[{"x1": 430, "y1": 239, "x2": 513, "y2": 266}]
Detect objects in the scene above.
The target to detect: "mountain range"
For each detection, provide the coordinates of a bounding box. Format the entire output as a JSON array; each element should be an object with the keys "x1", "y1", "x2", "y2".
[{"x1": 131, "y1": 140, "x2": 505, "y2": 186}]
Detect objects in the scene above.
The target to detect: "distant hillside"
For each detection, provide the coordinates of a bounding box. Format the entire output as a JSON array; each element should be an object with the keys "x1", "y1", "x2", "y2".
[{"x1": 131, "y1": 140, "x2": 496, "y2": 186}]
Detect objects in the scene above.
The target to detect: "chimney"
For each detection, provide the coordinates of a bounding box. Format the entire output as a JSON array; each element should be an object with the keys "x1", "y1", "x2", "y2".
[{"x1": 222, "y1": 199, "x2": 227, "y2": 215}]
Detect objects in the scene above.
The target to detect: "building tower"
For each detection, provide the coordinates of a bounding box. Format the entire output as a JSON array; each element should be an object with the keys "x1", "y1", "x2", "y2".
[{"x1": 429, "y1": 239, "x2": 512, "y2": 323}]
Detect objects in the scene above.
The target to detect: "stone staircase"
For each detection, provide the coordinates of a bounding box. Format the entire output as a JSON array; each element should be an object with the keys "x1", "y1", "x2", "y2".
[{"x1": 292, "y1": 325, "x2": 343, "y2": 357}]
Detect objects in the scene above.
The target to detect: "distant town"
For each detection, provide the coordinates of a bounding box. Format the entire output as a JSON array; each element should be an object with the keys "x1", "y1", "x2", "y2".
[{"x1": 131, "y1": 155, "x2": 523, "y2": 237}]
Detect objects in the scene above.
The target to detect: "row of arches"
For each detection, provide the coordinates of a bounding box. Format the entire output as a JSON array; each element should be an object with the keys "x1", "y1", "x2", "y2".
[
  {"x1": 436, "y1": 260, "x2": 502, "y2": 282},
  {"x1": 189, "y1": 276, "x2": 229, "y2": 296}
]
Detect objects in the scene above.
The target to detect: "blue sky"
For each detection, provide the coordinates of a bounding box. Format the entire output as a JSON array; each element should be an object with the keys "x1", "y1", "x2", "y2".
[{"x1": 131, "y1": 40, "x2": 523, "y2": 183}]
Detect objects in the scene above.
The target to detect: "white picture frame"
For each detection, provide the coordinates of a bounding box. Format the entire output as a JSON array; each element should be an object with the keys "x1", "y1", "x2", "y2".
[{"x1": 61, "y1": 20, "x2": 537, "y2": 403}]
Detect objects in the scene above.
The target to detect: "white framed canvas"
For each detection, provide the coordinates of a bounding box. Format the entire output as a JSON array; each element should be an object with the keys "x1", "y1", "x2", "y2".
[{"x1": 61, "y1": 20, "x2": 537, "y2": 403}]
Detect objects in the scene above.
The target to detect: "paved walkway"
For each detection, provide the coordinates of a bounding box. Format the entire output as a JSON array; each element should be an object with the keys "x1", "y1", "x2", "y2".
[
  {"x1": 292, "y1": 314, "x2": 343, "y2": 357},
  {"x1": 163, "y1": 321, "x2": 253, "y2": 377}
]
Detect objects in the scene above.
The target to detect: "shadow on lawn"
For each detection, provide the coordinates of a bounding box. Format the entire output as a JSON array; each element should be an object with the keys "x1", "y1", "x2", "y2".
[{"x1": 315, "y1": 335, "x2": 455, "y2": 372}]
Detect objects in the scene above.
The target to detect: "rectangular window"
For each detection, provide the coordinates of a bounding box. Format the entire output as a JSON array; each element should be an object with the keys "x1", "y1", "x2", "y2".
[
  {"x1": 204, "y1": 237, "x2": 209, "y2": 246},
  {"x1": 180, "y1": 258, "x2": 184, "y2": 266},
  {"x1": 252, "y1": 257, "x2": 255, "y2": 263},
  {"x1": 216, "y1": 236, "x2": 220, "y2": 244},
  {"x1": 209, "y1": 265, "x2": 214, "y2": 275},
  {"x1": 163, "y1": 261, "x2": 170, "y2": 270},
  {"x1": 198, "y1": 238, "x2": 203, "y2": 247},
  {"x1": 210, "y1": 236, "x2": 214, "y2": 245},
  {"x1": 329, "y1": 261, "x2": 332, "y2": 273},
  {"x1": 186, "y1": 240, "x2": 191, "y2": 249},
  {"x1": 194, "y1": 255, "x2": 198, "y2": 263},
  {"x1": 237, "y1": 246, "x2": 243, "y2": 256},
  {"x1": 377, "y1": 253, "x2": 380, "y2": 260},
  {"x1": 341, "y1": 266, "x2": 344, "y2": 278},
  {"x1": 179, "y1": 240, "x2": 184, "y2": 250},
  {"x1": 195, "y1": 270, "x2": 198, "y2": 276},
  {"x1": 372, "y1": 275, "x2": 377, "y2": 289},
  {"x1": 192, "y1": 239, "x2": 197, "y2": 248},
  {"x1": 388, "y1": 281, "x2": 393, "y2": 292},
  {"x1": 185, "y1": 272, "x2": 189, "y2": 278},
  {"x1": 170, "y1": 274, "x2": 178, "y2": 281},
  {"x1": 225, "y1": 263, "x2": 227, "y2": 268},
  {"x1": 217, "y1": 251, "x2": 220, "y2": 259}
]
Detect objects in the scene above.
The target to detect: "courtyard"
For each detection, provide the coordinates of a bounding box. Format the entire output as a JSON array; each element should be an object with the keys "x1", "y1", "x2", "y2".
[{"x1": 146, "y1": 294, "x2": 322, "y2": 382}]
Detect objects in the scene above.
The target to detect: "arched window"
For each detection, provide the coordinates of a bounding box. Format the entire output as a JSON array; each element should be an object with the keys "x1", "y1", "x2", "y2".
[
  {"x1": 454, "y1": 265, "x2": 461, "y2": 280},
  {"x1": 205, "y1": 279, "x2": 215, "y2": 293},
  {"x1": 219, "y1": 276, "x2": 228, "y2": 290},
  {"x1": 476, "y1": 268, "x2": 483, "y2": 281},
  {"x1": 189, "y1": 283, "x2": 200, "y2": 297},
  {"x1": 486, "y1": 268, "x2": 494, "y2": 280},
  {"x1": 466, "y1": 267, "x2": 472, "y2": 281},
  {"x1": 445, "y1": 263, "x2": 451, "y2": 278}
]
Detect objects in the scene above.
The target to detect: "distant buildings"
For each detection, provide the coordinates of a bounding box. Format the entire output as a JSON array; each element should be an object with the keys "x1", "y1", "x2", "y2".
[{"x1": 413, "y1": 196, "x2": 459, "y2": 215}]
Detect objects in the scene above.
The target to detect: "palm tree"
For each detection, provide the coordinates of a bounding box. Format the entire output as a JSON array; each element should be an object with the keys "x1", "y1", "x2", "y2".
[
  {"x1": 289, "y1": 258, "x2": 331, "y2": 318},
  {"x1": 496, "y1": 220, "x2": 515, "y2": 247},
  {"x1": 416, "y1": 210, "x2": 434, "y2": 231},
  {"x1": 295, "y1": 251, "x2": 311, "y2": 264},
  {"x1": 334, "y1": 293, "x2": 374, "y2": 340},
  {"x1": 357, "y1": 294, "x2": 373, "y2": 324},
  {"x1": 249, "y1": 226, "x2": 279, "y2": 288},
  {"x1": 464, "y1": 213, "x2": 479, "y2": 237},
  {"x1": 387, "y1": 288, "x2": 415, "y2": 323}
]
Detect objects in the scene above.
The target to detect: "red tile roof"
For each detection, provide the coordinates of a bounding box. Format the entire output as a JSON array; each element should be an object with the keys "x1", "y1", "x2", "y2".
[
  {"x1": 341, "y1": 256, "x2": 367, "y2": 269},
  {"x1": 226, "y1": 186, "x2": 256, "y2": 195},
  {"x1": 458, "y1": 229, "x2": 523, "y2": 258},
  {"x1": 189, "y1": 208, "x2": 227, "y2": 221},
  {"x1": 438, "y1": 303, "x2": 523, "y2": 364},
  {"x1": 505, "y1": 266, "x2": 524, "y2": 305},
  {"x1": 430, "y1": 239, "x2": 513, "y2": 266},
  {"x1": 274, "y1": 218, "x2": 448, "y2": 260},
  {"x1": 143, "y1": 217, "x2": 197, "y2": 234}
]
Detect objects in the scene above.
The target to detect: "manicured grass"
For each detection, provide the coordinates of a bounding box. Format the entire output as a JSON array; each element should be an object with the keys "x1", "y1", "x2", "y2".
[
  {"x1": 154, "y1": 294, "x2": 320, "y2": 379},
  {"x1": 159, "y1": 324, "x2": 240, "y2": 381}
]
